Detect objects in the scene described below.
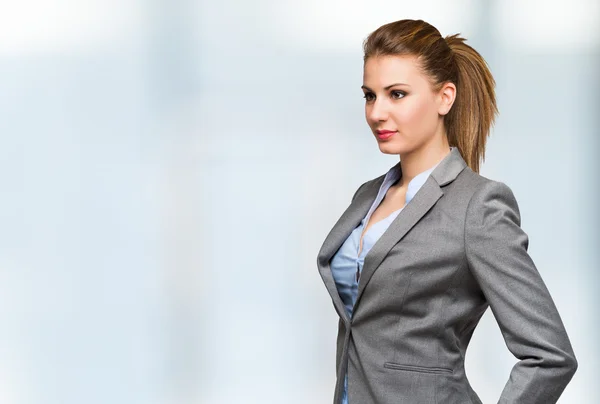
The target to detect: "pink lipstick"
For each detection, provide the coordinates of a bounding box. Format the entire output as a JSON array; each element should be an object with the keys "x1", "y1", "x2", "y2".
[{"x1": 376, "y1": 129, "x2": 397, "y2": 140}]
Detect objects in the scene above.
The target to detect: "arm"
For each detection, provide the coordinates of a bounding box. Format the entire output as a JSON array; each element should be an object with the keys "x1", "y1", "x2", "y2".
[{"x1": 464, "y1": 180, "x2": 577, "y2": 404}]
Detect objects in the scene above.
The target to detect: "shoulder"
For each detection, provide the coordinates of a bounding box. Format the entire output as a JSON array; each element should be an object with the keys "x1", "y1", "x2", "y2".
[
  {"x1": 350, "y1": 172, "x2": 388, "y2": 202},
  {"x1": 459, "y1": 166, "x2": 517, "y2": 200},
  {"x1": 460, "y1": 167, "x2": 522, "y2": 226}
]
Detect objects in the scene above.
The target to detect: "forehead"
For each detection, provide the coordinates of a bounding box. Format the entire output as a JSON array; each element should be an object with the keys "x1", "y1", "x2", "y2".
[{"x1": 363, "y1": 55, "x2": 425, "y2": 86}]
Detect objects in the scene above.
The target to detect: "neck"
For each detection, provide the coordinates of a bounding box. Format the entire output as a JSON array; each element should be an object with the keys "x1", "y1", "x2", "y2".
[{"x1": 398, "y1": 138, "x2": 451, "y2": 186}]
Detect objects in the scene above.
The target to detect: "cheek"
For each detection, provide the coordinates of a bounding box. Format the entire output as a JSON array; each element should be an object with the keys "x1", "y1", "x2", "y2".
[{"x1": 393, "y1": 97, "x2": 433, "y2": 126}]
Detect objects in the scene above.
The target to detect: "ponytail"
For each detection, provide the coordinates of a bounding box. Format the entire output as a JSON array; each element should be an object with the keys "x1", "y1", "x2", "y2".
[{"x1": 443, "y1": 34, "x2": 498, "y2": 173}]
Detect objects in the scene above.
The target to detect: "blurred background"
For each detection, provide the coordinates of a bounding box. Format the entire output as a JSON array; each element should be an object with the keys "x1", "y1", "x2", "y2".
[{"x1": 0, "y1": 0, "x2": 598, "y2": 403}]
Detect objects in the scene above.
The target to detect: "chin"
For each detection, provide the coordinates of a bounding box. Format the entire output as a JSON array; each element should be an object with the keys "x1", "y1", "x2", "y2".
[{"x1": 377, "y1": 141, "x2": 406, "y2": 155}]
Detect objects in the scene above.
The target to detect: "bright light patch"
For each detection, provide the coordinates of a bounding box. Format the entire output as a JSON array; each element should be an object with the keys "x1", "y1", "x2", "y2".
[
  {"x1": 492, "y1": 0, "x2": 600, "y2": 51},
  {"x1": 0, "y1": 0, "x2": 143, "y2": 54},
  {"x1": 268, "y1": 0, "x2": 478, "y2": 52}
]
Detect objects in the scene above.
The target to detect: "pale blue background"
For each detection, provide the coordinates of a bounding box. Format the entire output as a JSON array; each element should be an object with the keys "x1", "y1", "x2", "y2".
[{"x1": 0, "y1": 0, "x2": 597, "y2": 403}]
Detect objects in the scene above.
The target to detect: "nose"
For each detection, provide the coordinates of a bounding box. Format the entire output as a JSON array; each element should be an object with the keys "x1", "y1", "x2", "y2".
[{"x1": 367, "y1": 98, "x2": 389, "y2": 123}]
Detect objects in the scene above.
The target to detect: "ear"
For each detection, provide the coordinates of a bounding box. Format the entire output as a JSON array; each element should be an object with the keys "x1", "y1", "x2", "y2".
[{"x1": 437, "y1": 82, "x2": 456, "y2": 116}]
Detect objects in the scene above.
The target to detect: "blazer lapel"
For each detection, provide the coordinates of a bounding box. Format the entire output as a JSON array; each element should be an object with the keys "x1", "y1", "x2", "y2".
[
  {"x1": 317, "y1": 147, "x2": 468, "y2": 322},
  {"x1": 317, "y1": 176, "x2": 386, "y2": 261},
  {"x1": 317, "y1": 176, "x2": 385, "y2": 322},
  {"x1": 353, "y1": 147, "x2": 468, "y2": 313}
]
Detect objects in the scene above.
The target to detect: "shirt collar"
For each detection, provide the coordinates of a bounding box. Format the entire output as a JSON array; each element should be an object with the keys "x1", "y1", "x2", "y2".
[{"x1": 381, "y1": 147, "x2": 454, "y2": 205}]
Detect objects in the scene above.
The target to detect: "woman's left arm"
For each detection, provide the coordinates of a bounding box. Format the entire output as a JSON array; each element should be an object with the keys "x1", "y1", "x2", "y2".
[{"x1": 464, "y1": 180, "x2": 577, "y2": 404}]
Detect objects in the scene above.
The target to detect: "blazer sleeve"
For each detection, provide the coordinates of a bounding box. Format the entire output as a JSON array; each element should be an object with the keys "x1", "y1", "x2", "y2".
[{"x1": 464, "y1": 180, "x2": 577, "y2": 404}]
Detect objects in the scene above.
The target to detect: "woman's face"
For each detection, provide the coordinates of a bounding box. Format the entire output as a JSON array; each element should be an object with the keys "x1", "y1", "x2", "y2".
[{"x1": 362, "y1": 55, "x2": 451, "y2": 155}]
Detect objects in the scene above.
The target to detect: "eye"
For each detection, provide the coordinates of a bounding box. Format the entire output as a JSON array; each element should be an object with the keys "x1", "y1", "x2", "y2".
[
  {"x1": 391, "y1": 90, "x2": 406, "y2": 100},
  {"x1": 362, "y1": 92, "x2": 375, "y2": 102}
]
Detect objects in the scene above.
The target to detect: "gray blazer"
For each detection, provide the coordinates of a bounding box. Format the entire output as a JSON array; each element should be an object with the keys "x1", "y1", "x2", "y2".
[{"x1": 317, "y1": 147, "x2": 577, "y2": 404}]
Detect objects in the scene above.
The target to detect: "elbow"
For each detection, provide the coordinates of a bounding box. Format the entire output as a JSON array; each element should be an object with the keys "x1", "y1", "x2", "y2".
[
  {"x1": 556, "y1": 349, "x2": 578, "y2": 382},
  {"x1": 565, "y1": 353, "x2": 578, "y2": 378},
  {"x1": 541, "y1": 346, "x2": 578, "y2": 383}
]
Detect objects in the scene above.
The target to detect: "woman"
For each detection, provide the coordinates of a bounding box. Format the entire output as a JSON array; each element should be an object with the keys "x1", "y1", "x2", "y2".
[{"x1": 316, "y1": 19, "x2": 577, "y2": 404}]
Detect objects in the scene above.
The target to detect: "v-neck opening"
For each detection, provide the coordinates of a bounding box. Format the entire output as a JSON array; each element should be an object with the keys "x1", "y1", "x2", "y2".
[{"x1": 357, "y1": 205, "x2": 403, "y2": 257}]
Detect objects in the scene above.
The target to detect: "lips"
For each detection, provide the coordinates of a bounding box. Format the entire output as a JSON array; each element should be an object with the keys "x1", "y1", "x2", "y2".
[{"x1": 376, "y1": 129, "x2": 397, "y2": 140}]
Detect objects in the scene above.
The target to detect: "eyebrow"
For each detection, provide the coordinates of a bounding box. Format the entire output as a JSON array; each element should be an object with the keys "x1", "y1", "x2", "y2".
[{"x1": 361, "y1": 83, "x2": 410, "y2": 91}]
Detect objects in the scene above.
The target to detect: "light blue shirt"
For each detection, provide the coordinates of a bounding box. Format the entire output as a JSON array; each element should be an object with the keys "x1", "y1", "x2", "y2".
[{"x1": 330, "y1": 153, "x2": 447, "y2": 404}]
